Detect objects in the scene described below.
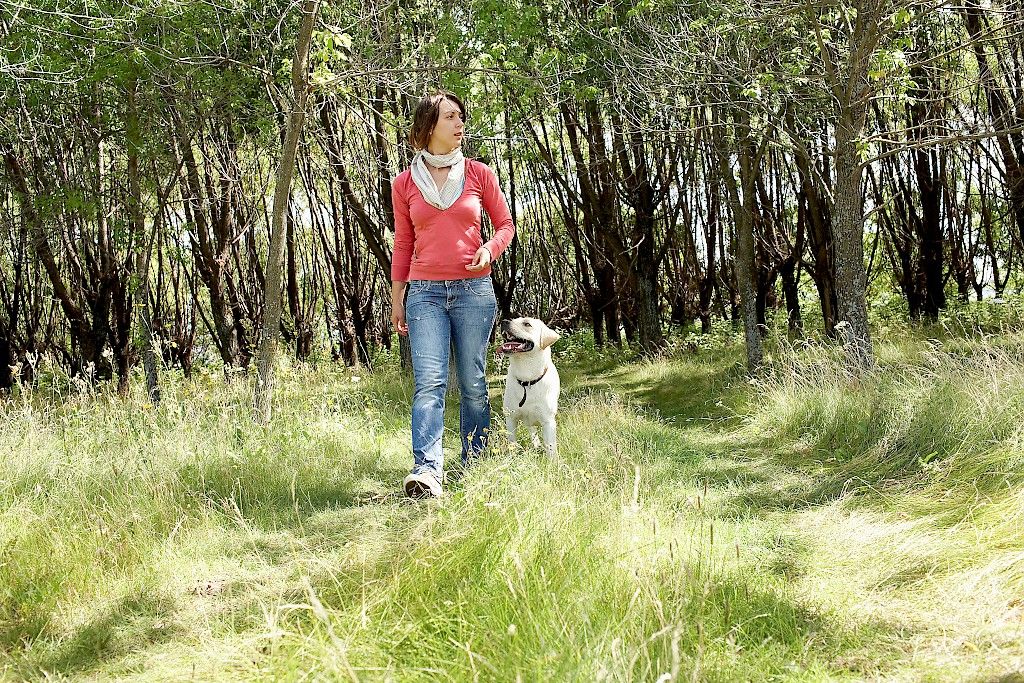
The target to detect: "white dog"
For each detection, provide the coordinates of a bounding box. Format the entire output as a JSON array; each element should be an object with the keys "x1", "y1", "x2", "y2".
[{"x1": 498, "y1": 317, "x2": 561, "y2": 455}]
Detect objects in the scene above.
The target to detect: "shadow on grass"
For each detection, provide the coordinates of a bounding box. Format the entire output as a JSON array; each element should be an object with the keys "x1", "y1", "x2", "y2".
[
  {"x1": 676, "y1": 575, "x2": 912, "y2": 680},
  {"x1": 977, "y1": 674, "x2": 1024, "y2": 683},
  {"x1": 10, "y1": 589, "x2": 180, "y2": 679},
  {"x1": 5, "y1": 411, "x2": 425, "y2": 679},
  {"x1": 622, "y1": 367, "x2": 749, "y2": 425},
  {"x1": 556, "y1": 351, "x2": 750, "y2": 428},
  {"x1": 567, "y1": 350, "x2": 987, "y2": 519}
]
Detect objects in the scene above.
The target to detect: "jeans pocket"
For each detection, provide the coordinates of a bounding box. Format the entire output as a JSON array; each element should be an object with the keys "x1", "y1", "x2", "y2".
[
  {"x1": 408, "y1": 280, "x2": 432, "y2": 296},
  {"x1": 467, "y1": 277, "x2": 494, "y2": 297}
]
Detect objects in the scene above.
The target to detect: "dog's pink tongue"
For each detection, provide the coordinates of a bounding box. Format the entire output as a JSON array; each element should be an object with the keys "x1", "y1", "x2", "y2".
[{"x1": 500, "y1": 341, "x2": 524, "y2": 354}]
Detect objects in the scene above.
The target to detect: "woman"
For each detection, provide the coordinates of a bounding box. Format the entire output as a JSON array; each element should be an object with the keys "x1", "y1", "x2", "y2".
[{"x1": 391, "y1": 92, "x2": 516, "y2": 498}]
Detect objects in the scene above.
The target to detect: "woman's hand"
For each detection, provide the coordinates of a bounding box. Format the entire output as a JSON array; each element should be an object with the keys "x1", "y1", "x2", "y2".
[
  {"x1": 466, "y1": 246, "x2": 492, "y2": 272},
  {"x1": 391, "y1": 282, "x2": 409, "y2": 336},
  {"x1": 392, "y1": 302, "x2": 408, "y2": 337}
]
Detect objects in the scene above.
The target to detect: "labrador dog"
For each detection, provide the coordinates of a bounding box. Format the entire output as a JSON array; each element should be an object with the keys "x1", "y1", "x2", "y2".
[{"x1": 498, "y1": 318, "x2": 561, "y2": 455}]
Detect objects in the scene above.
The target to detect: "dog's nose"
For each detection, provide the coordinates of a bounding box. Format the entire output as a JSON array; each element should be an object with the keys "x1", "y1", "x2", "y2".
[{"x1": 499, "y1": 319, "x2": 510, "y2": 332}]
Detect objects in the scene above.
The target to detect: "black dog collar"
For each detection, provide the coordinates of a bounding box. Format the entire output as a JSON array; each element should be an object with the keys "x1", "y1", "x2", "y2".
[{"x1": 517, "y1": 367, "x2": 549, "y2": 408}]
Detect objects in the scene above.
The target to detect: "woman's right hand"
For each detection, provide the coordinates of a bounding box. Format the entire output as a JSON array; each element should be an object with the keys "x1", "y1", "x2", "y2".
[
  {"x1": 391, "y1": 281, "x2": 409, "y2": 336},
  {"x1": 392, "y1": 302, "x2": 409, "y2": 337}
]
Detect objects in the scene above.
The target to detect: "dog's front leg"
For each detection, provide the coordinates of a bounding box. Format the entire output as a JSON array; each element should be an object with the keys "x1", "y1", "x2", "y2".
[
  {"x1": 541, "y1": 420, "x2": 557, "y2": 456},
  {"x1": 504, "y1": 412, "x2": 519, "y2": 447},
  {"x1": 527, "y1": 425, "x2": 541, "y2": 448}
]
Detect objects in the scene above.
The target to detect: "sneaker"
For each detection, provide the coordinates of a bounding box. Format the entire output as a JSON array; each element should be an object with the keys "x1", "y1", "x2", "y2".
[{"x1": 404, "y1": 471, "x2": 443, "y2": 498}]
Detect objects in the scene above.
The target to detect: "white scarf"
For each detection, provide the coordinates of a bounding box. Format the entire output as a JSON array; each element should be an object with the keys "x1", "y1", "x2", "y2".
[{"x1": 410, "y1": 149, "x2": 466, "y2": 210}]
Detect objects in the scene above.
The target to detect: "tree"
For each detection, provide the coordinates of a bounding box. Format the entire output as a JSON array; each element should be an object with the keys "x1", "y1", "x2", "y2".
[
  {"x1": 254, "y1": 0, "x2": 321, "y2": 423},
  {"x1": 810, "y1": 0, "x2": 889, "y2": 368}
]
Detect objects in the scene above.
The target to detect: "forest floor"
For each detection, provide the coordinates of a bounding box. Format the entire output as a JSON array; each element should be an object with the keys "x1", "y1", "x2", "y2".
[{"x1": 2, "y1": 319, "x2": 1023, "y2": 681}]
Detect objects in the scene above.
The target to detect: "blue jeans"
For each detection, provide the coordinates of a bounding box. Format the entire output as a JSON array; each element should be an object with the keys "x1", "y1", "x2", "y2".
[{"x1": 406, "y1": 276, "x2": 498, "y2": 479}]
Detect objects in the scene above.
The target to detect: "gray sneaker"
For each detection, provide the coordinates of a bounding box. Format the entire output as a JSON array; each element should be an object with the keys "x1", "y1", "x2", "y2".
[{"x1": 404, "y1": 471, "x2": 443, "y2": 498}]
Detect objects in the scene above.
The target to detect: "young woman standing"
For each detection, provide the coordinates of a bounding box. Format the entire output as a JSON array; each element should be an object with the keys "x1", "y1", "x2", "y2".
[{"x1": 390, "y1": 92, "x2": 516, "y2": 498}]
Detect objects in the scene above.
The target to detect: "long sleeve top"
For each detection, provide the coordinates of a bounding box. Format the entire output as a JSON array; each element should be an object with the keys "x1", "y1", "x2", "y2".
[{"x1": 391, "y1": 159, "x2": 516, "y2": 282}]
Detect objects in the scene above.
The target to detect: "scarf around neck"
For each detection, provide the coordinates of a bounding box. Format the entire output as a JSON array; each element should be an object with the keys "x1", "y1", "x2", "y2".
[{"x1": 411, "y1": 149, "x2": 466, "y2": 211}]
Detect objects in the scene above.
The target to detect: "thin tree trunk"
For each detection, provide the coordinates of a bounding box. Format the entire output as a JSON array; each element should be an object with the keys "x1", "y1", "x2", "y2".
[
  {"x1": 963, "y1": 2, "x2": 1024, "y2": 248},
  {"x1": 718, "y1": 110, "x2": 763, "y2": 372},
  {"x1": 254, "y1": 0, "x2": 320, "y2": 423},
  {"x1": 0, "y1": 317, "x2": 12, "y2": 390},
  {"x1": 127, "y1": 78, "x2": 162, "y2": 403}
]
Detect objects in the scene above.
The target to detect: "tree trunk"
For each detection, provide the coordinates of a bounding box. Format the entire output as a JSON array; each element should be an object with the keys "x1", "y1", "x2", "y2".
[
  {"x1": 963, "y1": 2, "x2": 1024, "y2": 248},
  {"x1": 826, "y1": 4, "x2": 877, "y2": 370},
  {"x1": 495, "y1": 95, "x2": 520, "y2": 321},
  {"x1": 2, "y1": 147, "x2": 97, "y2": 376},
  {"x1": 780, "y1": 257, "x2": 802, "y2": 337},
  {"x1": 833, "y1": 115, "x2": 874, "y2": 369},
  {"x1": 908, "y1": 52, "x2": 947, "y2": 320},
  {"x1": 791, "y1": 123, "x2": 838, "y2": 335},
  {"x1": 127, "y1": 78, "x2": 162, "y2": 404},
  {"x1": 561, "y1": 101, "x2": 622, "y2": 346},
  {"x1": 173, "y1": 115, "x2": 246, "y2": 372},
  {"x1": 254, "y1": 0, "x2": 320, "y2": 423},
  {"x1": 718, "y1": 111, "x2": 763, "y2": 373},
  {"x1": 0, "y1": 318, "x2": 12, "y2": 390},
  {"x1": 699, "y1": 183, "x2": 720, "y2": 333}
]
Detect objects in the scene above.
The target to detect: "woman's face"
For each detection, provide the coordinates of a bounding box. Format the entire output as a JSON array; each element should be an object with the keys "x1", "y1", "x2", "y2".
[{"x1": 427, "y1": 98, "x2": 465, "y2": 154}]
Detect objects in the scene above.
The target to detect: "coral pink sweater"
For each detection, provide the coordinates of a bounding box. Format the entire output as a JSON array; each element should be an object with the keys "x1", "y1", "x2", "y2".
[{"x1": 391, "y1": 159, "x2": 516, "y2": 282}]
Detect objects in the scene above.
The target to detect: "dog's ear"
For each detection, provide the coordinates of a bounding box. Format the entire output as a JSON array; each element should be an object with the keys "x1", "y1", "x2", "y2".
[{"x1": 539, "y1": 324, "x2": 560, "y2": 350}]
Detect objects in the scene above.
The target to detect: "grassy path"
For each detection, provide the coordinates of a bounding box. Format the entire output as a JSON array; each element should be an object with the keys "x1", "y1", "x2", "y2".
[{"x1": 1, "y1": 340, "x2": 1023, "y2": 681}]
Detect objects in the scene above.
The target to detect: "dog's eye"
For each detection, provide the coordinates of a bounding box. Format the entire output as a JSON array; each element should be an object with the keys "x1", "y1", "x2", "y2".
[{"x1": 524, "y1": 322, "x2": 532, "y2": 327}]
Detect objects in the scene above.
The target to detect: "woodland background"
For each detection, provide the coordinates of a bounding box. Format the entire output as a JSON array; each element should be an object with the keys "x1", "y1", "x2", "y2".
[{"x1": 4, "y1": 0, "x2": 1024, "y2": 390}]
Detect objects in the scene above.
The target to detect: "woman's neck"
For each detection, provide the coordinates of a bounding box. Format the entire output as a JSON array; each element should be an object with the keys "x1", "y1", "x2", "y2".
[{"x1": 426, "y1": 143, "x2": 458, "y2": 156}]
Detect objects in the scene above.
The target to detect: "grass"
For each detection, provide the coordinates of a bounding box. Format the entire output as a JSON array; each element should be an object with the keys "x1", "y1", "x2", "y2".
[{"x1": 1, "y1": 321, "x2": 1023, "y2": 681}]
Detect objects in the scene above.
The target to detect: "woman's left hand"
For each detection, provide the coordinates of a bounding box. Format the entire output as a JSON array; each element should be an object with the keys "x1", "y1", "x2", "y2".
[{"x1": 466, "y1": 246, "x2": 492, "y2": 272}]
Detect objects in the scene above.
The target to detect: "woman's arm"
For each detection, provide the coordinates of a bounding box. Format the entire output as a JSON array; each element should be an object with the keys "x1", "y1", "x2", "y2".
[
  {"x1": 391, "y1": 176, "x2": 413, "y2": 335},
  {"x1": 477, "y1": 163, "x2": 516, "y2": 262},
  {"x1": 391, "y1": 175, "x2": 414, "y2": 282}
]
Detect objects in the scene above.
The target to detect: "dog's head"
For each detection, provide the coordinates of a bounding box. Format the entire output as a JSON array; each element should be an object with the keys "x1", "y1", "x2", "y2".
[{"x1": 498, "y1": 317, "x2": 560, "y2": 355}]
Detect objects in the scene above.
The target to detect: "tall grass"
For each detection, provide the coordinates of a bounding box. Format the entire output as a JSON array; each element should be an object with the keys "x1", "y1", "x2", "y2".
[
  {"x1": 755, "y1": 333, "x2": 1024, "y2": 512},
  {"x1": 1, "y1": 324, "x2": 1023, "y2": 681}
]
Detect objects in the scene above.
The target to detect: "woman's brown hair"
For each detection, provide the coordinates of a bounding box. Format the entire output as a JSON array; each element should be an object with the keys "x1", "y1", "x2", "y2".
[{"x1": 408, "y1": 92, "x2": 467, "y2": 151}]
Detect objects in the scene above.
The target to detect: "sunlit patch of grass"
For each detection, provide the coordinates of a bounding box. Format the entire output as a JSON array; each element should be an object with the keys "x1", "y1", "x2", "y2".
[
  {"x1": 740, "y1": 331, "x2": 1024, "y2": 680},
  {"x1": 0, "y1": 361, "x2": 412, "y2": 679}
]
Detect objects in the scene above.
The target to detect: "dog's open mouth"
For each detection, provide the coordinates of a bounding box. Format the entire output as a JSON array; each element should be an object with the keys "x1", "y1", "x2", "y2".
[{"x1": 499, "y1": 336, "x2": 534, "y2": 354}]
